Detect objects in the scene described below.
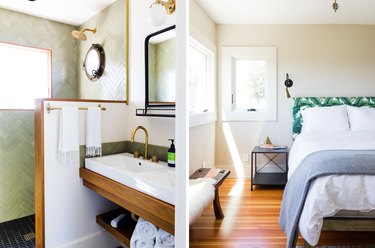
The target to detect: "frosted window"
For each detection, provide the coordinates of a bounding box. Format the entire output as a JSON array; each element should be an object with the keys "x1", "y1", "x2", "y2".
[{"x1": 0, "y1": 42, "x2": 51, "y2": 109}]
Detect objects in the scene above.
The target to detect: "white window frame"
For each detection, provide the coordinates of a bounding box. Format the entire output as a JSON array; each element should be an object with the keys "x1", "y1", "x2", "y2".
[
  {"x1": 189, "y1": 35, "x2": 217, "y2": 128},
  {"x1": 221, "y1": 47, "x2": 276, "y2": 121}
]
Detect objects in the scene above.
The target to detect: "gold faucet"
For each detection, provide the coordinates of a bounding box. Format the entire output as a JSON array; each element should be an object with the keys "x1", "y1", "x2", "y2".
[{"x1": 131, "y1": 126, "x2": 149, "y2": 160}]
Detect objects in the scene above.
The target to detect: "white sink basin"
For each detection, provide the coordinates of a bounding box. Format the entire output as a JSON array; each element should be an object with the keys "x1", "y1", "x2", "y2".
[{"x1": 85, "y1": 153, "x2": 175, "y2": 205}]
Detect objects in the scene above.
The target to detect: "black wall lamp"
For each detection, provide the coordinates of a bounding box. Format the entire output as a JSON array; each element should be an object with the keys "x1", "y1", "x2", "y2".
[{"x1": 284, "y1": 73, "x2": 293, "y2": 99}]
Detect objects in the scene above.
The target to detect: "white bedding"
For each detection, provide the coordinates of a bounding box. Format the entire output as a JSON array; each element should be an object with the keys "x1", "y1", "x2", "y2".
[{"x1": 288, "y1": 131, "x2": 375, "y2": 246}]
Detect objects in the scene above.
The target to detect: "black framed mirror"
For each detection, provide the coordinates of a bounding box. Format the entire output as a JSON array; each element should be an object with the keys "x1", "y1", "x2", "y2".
[
  {"x1": 83, "y1": 43, "x2": 106, "y2": 82},
  {"x1": 145, "y1": 25, "x2": 176, "y2": 109}
]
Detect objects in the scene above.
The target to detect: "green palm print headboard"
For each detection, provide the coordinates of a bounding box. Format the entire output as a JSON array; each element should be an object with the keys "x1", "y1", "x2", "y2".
[{"x1": 293, "y1": 97, "x2": 375, "y2": 138}]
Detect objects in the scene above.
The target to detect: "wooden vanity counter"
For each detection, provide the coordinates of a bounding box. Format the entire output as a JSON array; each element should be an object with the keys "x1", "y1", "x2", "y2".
[{"x1": 79, "y1": 168, "x2": 175, "y2": 236}]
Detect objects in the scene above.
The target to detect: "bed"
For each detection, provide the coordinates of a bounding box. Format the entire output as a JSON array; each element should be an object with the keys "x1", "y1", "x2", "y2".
[{"x1": 279, "y1": 97, "x2": 375, "y2": 248}]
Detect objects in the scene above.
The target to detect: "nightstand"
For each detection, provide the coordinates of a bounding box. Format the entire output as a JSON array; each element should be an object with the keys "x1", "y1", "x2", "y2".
[{"x1": 250, "y1": 146, "x2": 289, "y2": 191}]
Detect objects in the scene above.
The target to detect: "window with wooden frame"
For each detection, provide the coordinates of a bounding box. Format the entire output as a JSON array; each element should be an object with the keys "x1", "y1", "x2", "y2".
[{"x1": 0, "y1": 42, "x2": 51, "y2": 110}]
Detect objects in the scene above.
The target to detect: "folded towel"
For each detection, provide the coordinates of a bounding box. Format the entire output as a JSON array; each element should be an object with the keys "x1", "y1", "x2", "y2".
[
  {"x1": 110, "y1": 213, "x2": 126, "y2": 228},
  {"x1": 130, "y1": 217, "x2": 158, "y2": 248},
  {"x1": 86, "y1": 107, "x2": 102, "y2": 157},
  {"x1": 155, "y1": 228, "x2": 175, "y2": 248},
  {"x1": 189, "y1": 178, "x2": 216, "y2": 225},
  {"x1": 58, "y1": 107, "x2": 79, "y2": 165}
]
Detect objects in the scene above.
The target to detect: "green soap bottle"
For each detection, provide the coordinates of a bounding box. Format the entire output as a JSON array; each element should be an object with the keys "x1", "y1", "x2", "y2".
[{"x1": 168, "y1": 139, "x2": 175, "y2": 167}]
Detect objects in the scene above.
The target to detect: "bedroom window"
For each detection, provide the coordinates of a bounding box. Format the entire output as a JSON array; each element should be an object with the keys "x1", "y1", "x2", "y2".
[
  {"x1": 189, "y1": 37, "x2": 216, "y2": 127},
  {"x1": 222, "y1": 47, "x2": 276, "y2": 121},
  {"x1": 0, "y1": 42, "x2": 51, "y2": 110}
]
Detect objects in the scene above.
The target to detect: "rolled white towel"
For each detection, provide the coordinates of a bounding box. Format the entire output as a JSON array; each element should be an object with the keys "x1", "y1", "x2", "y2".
[
  {"x1": 132, "y1": 239, "x2": 154, "y2": 248},
  {"x1": 155, "y1": 228, "x2": 175, "y2": 248},
  {"x1": 110, "y1": 213, "x2": 126, "y2": 228},
  {"x1": 130, "y1": 217, "x2": 158, "y2": 248}
]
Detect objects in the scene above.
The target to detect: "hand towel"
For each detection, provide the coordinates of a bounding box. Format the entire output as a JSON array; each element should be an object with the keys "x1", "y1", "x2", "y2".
[
  {"x1": 86, "y1": 107, "x2": 102, "y2": 157},
  {"x1": 130, "y1": 217, "x2": 158, "y2": 248},
  {"x1": 155, "y1": 228, "x2": 175, "y2": 248},
  {"x1": 110, "y1": 213, "x2": 126, "y2": 228},
  {"x1": 189, "y1": 178, "x2": 216, "y2": 225},
  {"x1": 58, "y1": 107, "x2": 79, "y2": 165}
]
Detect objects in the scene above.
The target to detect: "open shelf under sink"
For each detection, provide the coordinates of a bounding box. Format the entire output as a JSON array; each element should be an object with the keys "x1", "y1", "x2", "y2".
[{"x1": 96, "y1": 208, "x2": 137, "y2": 247}]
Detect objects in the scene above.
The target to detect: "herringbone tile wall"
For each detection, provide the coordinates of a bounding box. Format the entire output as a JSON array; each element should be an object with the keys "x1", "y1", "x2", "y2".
[
  {"x1": 0, "y1": 7, "x2": 79, "y2": 222},
  {"x1": 78, "y1": 0, "x2": 127, "y2": 101},
  {"x1": 156, "y1": 38, "x2": 176, "y2": 102},
  {"x1": 149, "y1": 38, "x2": 176, "y2": 102}
]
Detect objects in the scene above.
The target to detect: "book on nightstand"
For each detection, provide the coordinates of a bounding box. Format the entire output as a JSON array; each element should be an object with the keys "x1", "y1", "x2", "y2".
[{"x1": 260, "y1": 144, "x2": 287, "y2": 150}]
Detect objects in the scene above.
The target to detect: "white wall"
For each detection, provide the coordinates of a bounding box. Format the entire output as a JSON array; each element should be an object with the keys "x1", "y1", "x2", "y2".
[
  {"x1": 215, "y1": 24, "x2": 375, "y2": 178},
  {"x1": 188, "y1": 0, "x2": 217, "y2": 175},
  {"x1": 127, "y1": 0, "x2": 176, "y2": 147},
  {"x1": 43, "y1": 100, "x2": 128, "y2": 248}
]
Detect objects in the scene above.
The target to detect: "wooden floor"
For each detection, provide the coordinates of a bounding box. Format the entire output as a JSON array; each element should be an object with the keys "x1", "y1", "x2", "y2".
[{"x1": 189, "y1": 179, "x2": 375, "y2": 248}]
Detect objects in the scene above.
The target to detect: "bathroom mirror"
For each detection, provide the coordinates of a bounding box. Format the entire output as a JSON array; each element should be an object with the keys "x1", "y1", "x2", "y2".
[
  {"x1": 83, "y1": 44, "x2": 106, "y2": 81},
  {"x1": 145, "y1": 25, "x2": 176, "y2": 108}
]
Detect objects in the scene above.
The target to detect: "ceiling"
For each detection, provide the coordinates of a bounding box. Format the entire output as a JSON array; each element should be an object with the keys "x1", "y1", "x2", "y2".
[
  {"x1": 1, "y1": 0, "x2": 374, "y2": 26},
  {"x1": 0, "y1": 0, "x2": 117, "y2": 26},
  {"x1": 195, "y1": 0, "x2": 375, "y2": 24}
]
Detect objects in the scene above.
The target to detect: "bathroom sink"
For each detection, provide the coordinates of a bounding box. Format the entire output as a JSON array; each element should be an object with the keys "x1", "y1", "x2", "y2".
[
  {"x1": 85, "y1": 153, "x2": 175, "y2": 205},
  {"x1": 94, "y1": 153, "x2": 164, "y2": 173}
]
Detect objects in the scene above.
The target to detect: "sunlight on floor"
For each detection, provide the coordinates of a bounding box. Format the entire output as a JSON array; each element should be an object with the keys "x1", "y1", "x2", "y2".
[
  {"x1": 219, "y1": 123, "x2": 246, "y2": 235},
  {"x1": 219, "y1": 178, "x2": 244, "y2": 236},
  {"x1": 222, "y1": 122, "x2": 244, "y2": 178}
]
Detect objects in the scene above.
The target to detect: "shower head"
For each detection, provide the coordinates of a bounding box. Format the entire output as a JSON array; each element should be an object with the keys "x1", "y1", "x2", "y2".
[{"x1": 71, "y1": 28, "x2": 97, "y2": 41}]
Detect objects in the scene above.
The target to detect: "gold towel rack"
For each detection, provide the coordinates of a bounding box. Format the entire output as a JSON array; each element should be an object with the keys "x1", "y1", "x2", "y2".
[{"x1": 46, "y1": 103, "x2": 106, "y2": 113}]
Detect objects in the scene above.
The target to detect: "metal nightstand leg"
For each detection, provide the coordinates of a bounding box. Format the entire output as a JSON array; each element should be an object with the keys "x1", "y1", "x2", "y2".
[{"x1": 251, "y1": 152, "x2": 254, "y2": 191}]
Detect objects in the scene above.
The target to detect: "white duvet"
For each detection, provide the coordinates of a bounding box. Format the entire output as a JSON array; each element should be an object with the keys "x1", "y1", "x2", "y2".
[{"x1": 289, "y1": 131, "x2": 375, "y2": 246}]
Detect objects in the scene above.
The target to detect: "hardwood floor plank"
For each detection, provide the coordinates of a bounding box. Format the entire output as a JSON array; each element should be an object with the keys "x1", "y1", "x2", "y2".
[{"x1": 189, "y1": 178, "x2": 375, "y2": 247}]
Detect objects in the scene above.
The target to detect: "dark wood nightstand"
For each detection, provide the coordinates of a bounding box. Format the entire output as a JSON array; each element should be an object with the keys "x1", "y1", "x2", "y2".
[{"x1": 250, "y1": 146, "x2": 288, "y2": 191}]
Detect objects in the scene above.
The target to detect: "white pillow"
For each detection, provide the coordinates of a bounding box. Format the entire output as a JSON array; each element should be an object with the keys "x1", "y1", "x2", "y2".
[
  {"x1": 347, "y1": 105, "x2": 375, "y2": 131},
  {"x1": 301, "y1": 105, "x2": 350, "y2": 133}
]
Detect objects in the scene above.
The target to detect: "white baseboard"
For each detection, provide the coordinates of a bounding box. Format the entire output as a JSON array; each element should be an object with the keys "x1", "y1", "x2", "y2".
[{"x1": 56, "y1": 231, "x2": 120, "y2": 248}]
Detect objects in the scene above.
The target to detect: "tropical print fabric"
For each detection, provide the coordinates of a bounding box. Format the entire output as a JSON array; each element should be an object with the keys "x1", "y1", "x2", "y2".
[{"x1": 292, "y1": 97, "x2": 375, "y2": 138}]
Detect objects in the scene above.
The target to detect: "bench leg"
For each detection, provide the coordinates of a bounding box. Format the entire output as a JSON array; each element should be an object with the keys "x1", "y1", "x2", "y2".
[{"x1": 213, "y1": 188, "x2": 224, "y2": 219}]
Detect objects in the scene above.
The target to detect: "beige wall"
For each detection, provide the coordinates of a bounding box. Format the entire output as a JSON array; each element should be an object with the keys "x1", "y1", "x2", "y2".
[
  {"x1": 216, "y1": 24, "x2": 375, "y2": 177},
  {"x1": 189, "y1": 0, "x2": 217, "y2": 175},
  {"x1": 78, "y1": 0, "x2": 126, "y2": 101}
]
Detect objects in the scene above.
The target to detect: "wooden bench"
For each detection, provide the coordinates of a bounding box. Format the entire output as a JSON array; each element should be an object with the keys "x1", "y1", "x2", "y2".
[{"x1": 189, "y1": 168, "x2": 231, "y2": 218}]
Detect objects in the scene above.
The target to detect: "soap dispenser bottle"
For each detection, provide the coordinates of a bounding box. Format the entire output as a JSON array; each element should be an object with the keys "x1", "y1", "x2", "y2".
[{"x1": 168, "y1": 139, "x2": 175, "y2": 167}]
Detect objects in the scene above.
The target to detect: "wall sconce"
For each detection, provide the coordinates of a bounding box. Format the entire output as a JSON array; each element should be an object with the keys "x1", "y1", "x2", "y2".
[
  {"x1": 148, "y1": 0, "x2": 176, "y2": 26},
  {"x1": 284, "y1": 73, "x2": 294, "y2": 99}
]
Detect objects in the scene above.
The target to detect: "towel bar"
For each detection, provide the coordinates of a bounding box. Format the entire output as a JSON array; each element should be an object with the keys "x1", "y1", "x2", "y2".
[{"x1": 46, "y1": 103, "x2": 106, "y2": 113}]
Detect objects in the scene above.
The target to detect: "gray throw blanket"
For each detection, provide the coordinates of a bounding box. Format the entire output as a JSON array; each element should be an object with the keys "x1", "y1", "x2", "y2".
[{"x1": 279, "y1": 150, "x2": 375, "y2": 248}]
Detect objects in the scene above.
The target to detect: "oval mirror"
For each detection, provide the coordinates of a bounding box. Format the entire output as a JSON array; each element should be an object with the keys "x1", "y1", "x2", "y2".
[{"x1": 83, "y1": 43, "x2": 106, "y2": 81}]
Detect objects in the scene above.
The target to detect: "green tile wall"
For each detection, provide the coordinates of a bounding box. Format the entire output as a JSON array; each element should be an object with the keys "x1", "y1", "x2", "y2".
[
  {"x1": 0, "y1": 7, "x2": 78, "y2": 223},
  {"x1": 148, "y1": 38, "x2": 176, "y2": 102},
  {"x1": 78, "y1": 0, "x2": 127, "y2": 101}
]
